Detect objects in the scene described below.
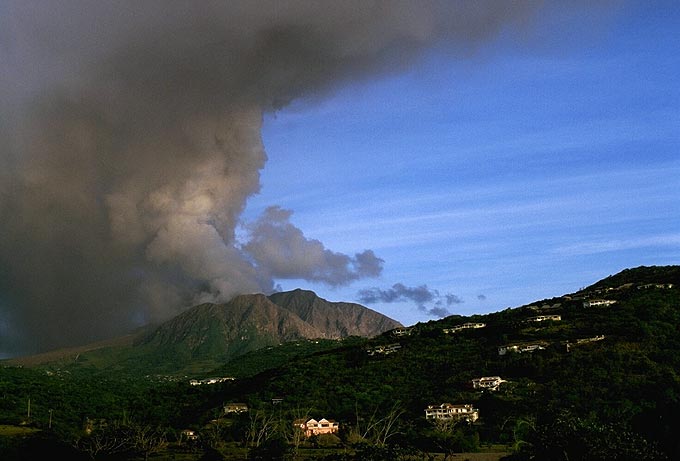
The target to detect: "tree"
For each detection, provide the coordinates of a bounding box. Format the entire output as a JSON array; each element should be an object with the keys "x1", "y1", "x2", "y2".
[
  {"x1": 248, "y1": 435, "x2": 291, "y2": 461},
  {"x1": 129, "y1": 424, "x2": 168, "y2": 461},
  {"x1": 72, "y1": 418, "x2": 169, "y2": 460},
  {"x1": 282, "y1": 406, "x2": 312, "y2": 458},
  {"x1": 428, "y1": 417, "x2": 462, "y2": 460},
  {"x1": 73, "y1": 422, "x2": 129, "y2": 460},
  {"x1": 529, "y1": 411, "x2": 668, "y2": 460},
  {"x1": 200, "y1": 419, "x2": 227, "y2": 451},
  {"x1": 246, "y1": 408, "x2": 277, "y2": 448},
  {"x1": 347, "y1": 401, "x2": 405, "y2": 448}
]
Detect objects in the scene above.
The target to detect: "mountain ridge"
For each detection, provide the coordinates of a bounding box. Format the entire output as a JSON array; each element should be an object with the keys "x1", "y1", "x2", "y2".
[
  {"x1": 5, "y1": 289, "x2": 402, "y2": 374},
  {"x1": 268, "y1": 288, "x2": 401, "y2": 339}
]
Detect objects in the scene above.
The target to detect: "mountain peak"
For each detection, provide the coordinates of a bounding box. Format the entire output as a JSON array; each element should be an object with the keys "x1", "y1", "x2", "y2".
[
  {"x1": 268, "y1": 289, "x2": 403, "y2": 339},
  {"x1": 114, "y1": 289, "x2": 403, "y2": 374}
]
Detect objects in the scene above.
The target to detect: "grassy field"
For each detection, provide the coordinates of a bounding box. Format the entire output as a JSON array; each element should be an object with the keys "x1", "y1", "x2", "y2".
[
  {"x1": 0, "y1": 425, "x2": 41, "y2": 437},
  {"x1": 0, "y1": 426, "x2": 511, "y2": 460}
]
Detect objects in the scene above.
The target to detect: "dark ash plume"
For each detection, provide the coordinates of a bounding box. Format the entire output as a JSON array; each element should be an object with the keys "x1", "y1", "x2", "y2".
[{"x1": 0, "y1": 1, "x2": 541, "y2": 355}]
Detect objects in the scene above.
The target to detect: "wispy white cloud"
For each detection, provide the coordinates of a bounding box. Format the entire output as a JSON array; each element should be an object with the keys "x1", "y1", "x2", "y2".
[{"x1": 552, "y1": 234, "x2": 680, "y2": 256}]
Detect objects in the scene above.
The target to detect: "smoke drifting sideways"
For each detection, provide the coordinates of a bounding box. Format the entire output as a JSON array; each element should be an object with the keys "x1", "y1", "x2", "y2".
[
  {"x1": 0, "y1": 1, "x2": 541, "y2": 356},
  {"x1": 358, "y1": 283, "x2": 463, "y2": 318}
]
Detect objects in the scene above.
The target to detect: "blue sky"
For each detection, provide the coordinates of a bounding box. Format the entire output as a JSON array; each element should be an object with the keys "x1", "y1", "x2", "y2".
[
  {"x1": 243, "y1": 2, "x2": 680, "y2": 326},
  {"x1": 2, "y1": 1, "x2": 679, "y2": 356}
]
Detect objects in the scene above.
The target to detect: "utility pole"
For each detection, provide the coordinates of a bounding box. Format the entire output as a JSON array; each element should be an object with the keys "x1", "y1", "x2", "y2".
[
  {"x1": 49, "y1": 409, "x2": 53, "y2": 429},
  {"x1": 27, "y1": 396, "x2": 31, "y2": 419}
]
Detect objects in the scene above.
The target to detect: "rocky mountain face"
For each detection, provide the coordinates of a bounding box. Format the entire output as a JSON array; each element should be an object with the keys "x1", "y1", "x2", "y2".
[
  {"x1": 141, "y1": 290, "x2": 401, "y2": 349},
  {"x1": 268, "y1": 288, "x2": 403, "y2": 339},
  {"x1": 139, "y1": 293, "x2": 324, "y2": 349}
]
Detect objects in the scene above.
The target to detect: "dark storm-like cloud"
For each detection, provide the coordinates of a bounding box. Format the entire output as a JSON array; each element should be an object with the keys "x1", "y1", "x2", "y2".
[
  {"x1": 357, "y1": 283, "x2": 463, "y2": 318},
  {"x1": 0, "y1": 1, "x2": 543, "y2": 355}
]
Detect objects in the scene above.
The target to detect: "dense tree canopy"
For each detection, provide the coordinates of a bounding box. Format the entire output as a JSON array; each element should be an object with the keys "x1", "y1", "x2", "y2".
[{"x1": 2, "y1": 266, "x2": 680, "y2": 459}]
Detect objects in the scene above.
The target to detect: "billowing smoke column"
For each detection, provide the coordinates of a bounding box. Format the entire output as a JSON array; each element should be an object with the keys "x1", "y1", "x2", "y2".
[{"x1": 0, "y1": 1, "x2": 539, "y2": 355}]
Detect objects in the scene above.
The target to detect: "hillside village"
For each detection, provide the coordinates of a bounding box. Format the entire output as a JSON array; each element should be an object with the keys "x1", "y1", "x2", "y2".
[
  {"x1": 1, "y1": 265, "x2": 679, "y2": 460},
  {"x1": 167, "y1": 270, "x2": 678, "y2": 457}
]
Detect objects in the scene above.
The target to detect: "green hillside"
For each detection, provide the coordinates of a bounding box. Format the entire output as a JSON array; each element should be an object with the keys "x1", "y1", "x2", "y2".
[
  {"x1": 194, "y1": 265, "x2": 680, "y2": 459},
  {"x1": 1, "y1": 265, "x2": 679, "y2": 460}
]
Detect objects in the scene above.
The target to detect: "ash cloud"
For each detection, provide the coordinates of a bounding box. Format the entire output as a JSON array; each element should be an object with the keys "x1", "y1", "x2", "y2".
[
  {"x1": 0, "y1": 1, "x2": 541, "y2": 355},
  {"x1": 243, "y1": 206, "x2": 383, "y2": 285},
  {"x1": 357, "y1": 283, "x2": 463, "y2": 318}
]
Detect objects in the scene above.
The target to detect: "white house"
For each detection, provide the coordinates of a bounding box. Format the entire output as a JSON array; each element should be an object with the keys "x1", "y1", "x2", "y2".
[
  {"x1": 471, "y1": 376, "x2": 506, "y2": 391},
  {"x1": 189, "y1": 376, "x2": 235, "y2": 386},
  {"x1": 527, "y1": 314, "x2": 561, "y2": 322},
  {"x1": 498, "y1": 342, "x2": 547, "y2": 355},
  {"x1": 583, "y1": 299, "x2": 616, "y2": 308},
  {"x1": 443, "y1": 323, "x2": 486, "y2": 334},
  {"x1": 294, "y1": 418, "x2": 340, "y2": 437},
  {"x1": 637, "y1": 283, "x2": 674, "y2": 290},
  {"x1": 180, "y1": 429, "x2": 199, "y2": 442},
  {"x1": 565, "y1": 335, "x2": 605, "y2": 352},
  {"x1": 575, "y1": 335, "x2": 605, "y2": 344},
  {"x1": 528, "y1": 303, "x2": 562, "y2": 311},
  {"x1": 223, "y1": 403, "x2": 249, "y2": 414},
  {"x1": 392, "y1": 327, "x2": 414, "y2": 337},
  {"x1": 425, "y1": 403, "x2": 479, "y2": 422},
  {"x1": 366, "y1": 343, "x2": 402, "y2": 356}
]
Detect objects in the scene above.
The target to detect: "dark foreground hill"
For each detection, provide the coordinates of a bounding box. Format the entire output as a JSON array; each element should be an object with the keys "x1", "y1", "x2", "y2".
[
  {"x1": 192, "y1": 265, "x2": 680, "y2": 459},
  {"x1": 1, "y1": 265, "x2": 679, "y2": 460}
]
